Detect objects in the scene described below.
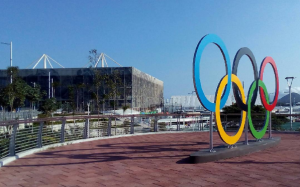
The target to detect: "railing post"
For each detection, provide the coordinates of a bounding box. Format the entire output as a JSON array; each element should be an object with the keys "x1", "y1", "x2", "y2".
[
  {"x1": 154, "y1": 116, "x2": 158, "y2": 132},
  {"x1": 84, "y1": 118, "x2": 90, "y2": 139},
  {"x1": 9, "y1": 124, "x2": 18, "y2": 156},
  {"x1": 24, "y1": 116, "x2": 27, "y2": 127},
  {"x1": 37, "y1": 122, "x2": 44, "y2": 148},
  {"x1": 130, "y1": 116, "x2": 134, "y2": 134},
  {"x1": 107, "y1": 118, "x2": 111, "y2": 136},
  {"x1": 60, "y1": 119, "x2": 66, "y2": 143}
]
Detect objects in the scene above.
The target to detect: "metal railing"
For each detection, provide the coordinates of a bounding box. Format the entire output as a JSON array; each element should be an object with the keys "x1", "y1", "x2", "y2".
[
  {"x1": 0, "y1": 113, "x2": 211, "y2": 160},
  {"x1": 0, "y1": 113, "x2": 298, "y2": 160},
  {"x1": 0, "y1": 110, "x2": 39, "y2": 122}
]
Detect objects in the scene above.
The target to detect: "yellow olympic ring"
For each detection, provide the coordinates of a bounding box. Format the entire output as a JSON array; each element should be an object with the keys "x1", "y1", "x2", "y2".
[{"x1": 215, "y1": 74, "x2": 246, "y2": 145}]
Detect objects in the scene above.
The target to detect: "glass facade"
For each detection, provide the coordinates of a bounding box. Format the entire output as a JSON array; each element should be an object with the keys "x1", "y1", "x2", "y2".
[{"x1": 0, "y1": 67, "x2": 163, "y2": 111}]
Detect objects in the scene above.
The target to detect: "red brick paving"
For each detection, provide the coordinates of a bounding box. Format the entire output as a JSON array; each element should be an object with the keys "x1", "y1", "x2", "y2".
[{"x1": 0, "y1": 132, "x2": 299, "y2": 187}]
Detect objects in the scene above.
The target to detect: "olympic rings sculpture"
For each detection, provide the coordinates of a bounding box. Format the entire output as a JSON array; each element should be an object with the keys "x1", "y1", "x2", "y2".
[{"x1": 193, "y1": 34, "x2": 279, "y2": 145}]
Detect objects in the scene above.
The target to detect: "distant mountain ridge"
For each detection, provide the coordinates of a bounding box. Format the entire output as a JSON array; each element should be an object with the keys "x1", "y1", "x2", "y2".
[{"x1": 277, "y1": 93, "x2": 300, "y2": 105}]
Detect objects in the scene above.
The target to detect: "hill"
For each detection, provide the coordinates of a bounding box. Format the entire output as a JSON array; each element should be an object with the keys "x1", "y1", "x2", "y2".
[{"x1": 277, "y1": 93, "x2": 300, "y2": 106}]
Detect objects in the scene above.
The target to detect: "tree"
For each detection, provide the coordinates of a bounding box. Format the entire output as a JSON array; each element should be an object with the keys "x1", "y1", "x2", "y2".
[
  {"x1": 222, "y1": 103, "x2": 288, "y2": 130},
  {"x1": 0, "y1": 88, "x2": 8, "y2": 109},
  {"x1": 26, "y1": 84, "x2": 46, "y2": 111},
  {"x1": 222, "y1": 103, "x2": 266, "y2": 114},
  {"x1": 88, "y1": 49, "x2": 101, "y2": 67},
  {"x1": 5, "y1": 76, "x2": 29, "y2": 111},
  {"x1": 0, "y1": 88, "x2": 8, "y2": 120},
  {"x1": 75, "y1": 83, "x2": 85, "y2": 112},
  {"x1": 68, "y1": 85, "x2": 76, "y2": 114},
  {"x1": 0, "y1": 67, "x2": 31, "y2": 112},
  {"x1": 122, "y1": 105, "x2": 130, "y2": 115},
  {"x1": 106, "y1": 70, "x2": 121, "y2": 135},
  {"x1": 92, "y1": 69, "x2": 107, "y2": 116},
  {"x1": 106, "y1": 70, "x2": 121, "y2": 113},
  {"x1": 222, "y1": 103, "x2": 266, "y2": 128},
  {"x1": 7, "y1": 66, "x2": 19, "y2": 82},
  {"x1": 40, "y1": 98, "x2": 58, "y2": 116},
  {"x1": 222, "y1": 103, "x2": 243, "y2": 114},
  {"x1": 88, "y1": 50, "x2": 108, "y2": 116}
]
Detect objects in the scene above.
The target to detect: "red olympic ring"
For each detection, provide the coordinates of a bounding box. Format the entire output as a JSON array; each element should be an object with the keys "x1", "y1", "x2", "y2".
[{"x1": 259, "y1": 56, "x2": 279, "y2": 111}]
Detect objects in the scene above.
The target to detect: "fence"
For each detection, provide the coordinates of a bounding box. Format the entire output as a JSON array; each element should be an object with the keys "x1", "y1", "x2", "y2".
[
  {"x1": 0, "y1": 113, "x2": 298, "y2": 161},
  {"x1": 0, "y1": 110, "x2": 39, "y2": 122}
]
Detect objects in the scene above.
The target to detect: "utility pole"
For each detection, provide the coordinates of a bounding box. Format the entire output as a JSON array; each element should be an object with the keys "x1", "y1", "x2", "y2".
[{"x1": 10, "y1": 42, "x2": 12, "y2": 68}]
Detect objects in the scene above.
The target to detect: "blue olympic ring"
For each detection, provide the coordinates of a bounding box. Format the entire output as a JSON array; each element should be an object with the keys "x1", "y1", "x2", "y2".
[{"x1": 193, "y1": 34, "x2": 231, "y2": 112}]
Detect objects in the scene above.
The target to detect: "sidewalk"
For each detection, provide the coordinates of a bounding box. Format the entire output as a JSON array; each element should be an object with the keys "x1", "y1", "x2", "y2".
[{"x1": 0, "y1": 132, "x2": 299, "y2": 187}]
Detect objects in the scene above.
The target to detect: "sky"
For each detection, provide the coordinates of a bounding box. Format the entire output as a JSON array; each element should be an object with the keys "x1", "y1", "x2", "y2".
[{"x1": 0, "y1": 0, "x2": 300, "y2": 103}]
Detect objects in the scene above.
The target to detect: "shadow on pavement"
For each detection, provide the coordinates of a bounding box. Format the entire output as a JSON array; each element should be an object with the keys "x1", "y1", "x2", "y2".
[{"x1": 4, "y1": 141, "x2": 212, "y2": 167}]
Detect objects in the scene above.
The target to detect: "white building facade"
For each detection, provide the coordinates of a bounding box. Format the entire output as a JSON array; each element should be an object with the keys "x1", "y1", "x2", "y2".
[{"x1": 165, "y1": 95, "x2": 235, "y2": 112}]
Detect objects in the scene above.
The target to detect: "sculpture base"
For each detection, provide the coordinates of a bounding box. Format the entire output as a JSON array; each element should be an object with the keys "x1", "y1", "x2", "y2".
[{"x1": 190, "y1": 137, "x2": 281, "y2": 164}]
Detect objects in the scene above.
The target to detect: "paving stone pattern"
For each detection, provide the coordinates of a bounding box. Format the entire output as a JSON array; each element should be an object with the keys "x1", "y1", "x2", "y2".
[{"x1": 0, "y1": 132, "x2": 299, "y2": 187}]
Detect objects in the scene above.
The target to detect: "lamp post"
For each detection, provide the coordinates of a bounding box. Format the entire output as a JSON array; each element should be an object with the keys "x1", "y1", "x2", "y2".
[
  {"x1": 1, "y1": 41, "x2": 12, "y2": 83},
  {"x1": 31, "y1": 82, "x2": 36, "y2": 110},
  {"x1": 285, "y1": 77, "x2": 296, "y2": 130},
  {"x1": 87, "y1": 102, "x2": 90, "y2": 115}
]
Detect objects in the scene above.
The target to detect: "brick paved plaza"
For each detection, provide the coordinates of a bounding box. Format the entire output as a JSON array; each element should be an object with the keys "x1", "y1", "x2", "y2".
[{"x1": 0, "y1": 132, "x2": 299, "y2": 187}]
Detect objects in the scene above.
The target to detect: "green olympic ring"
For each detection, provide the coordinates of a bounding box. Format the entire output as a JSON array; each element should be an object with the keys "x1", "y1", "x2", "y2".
[{"x1": 247, "y1": 80, "x2": 270, "y2": 139}]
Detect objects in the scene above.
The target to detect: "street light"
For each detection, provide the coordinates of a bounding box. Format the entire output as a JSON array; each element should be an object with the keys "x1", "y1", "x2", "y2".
[
  {"x1": 87, "y1": 102, "x2": 90, "y2": 115},
  {"x1": 1, "y1": 41, "x2": 12, "y2": 83},
  {"x1": 31, "y1": 82, "x2": 36, "y2": 110},
  {"x1": 285, "y1": 76, "x2": 296, "y2": 130}
]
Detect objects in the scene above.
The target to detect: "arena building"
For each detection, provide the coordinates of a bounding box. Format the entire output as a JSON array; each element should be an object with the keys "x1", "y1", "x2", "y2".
[{"x1": 0, "y1": 67, "x2": 164, "y2": 112}]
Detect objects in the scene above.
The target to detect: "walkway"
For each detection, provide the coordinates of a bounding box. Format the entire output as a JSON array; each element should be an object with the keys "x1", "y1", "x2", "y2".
[{"x1": 0, "y1": 132, "x2": 299, "y2": 187}]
